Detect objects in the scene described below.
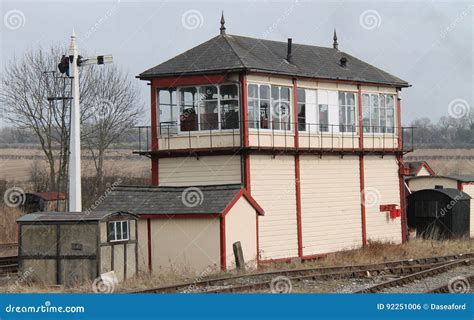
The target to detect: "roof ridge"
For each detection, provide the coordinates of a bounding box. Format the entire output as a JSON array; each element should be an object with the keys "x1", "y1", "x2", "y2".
[{"x1": 222, "y1": 35, "x2": 248, "y2": 68}]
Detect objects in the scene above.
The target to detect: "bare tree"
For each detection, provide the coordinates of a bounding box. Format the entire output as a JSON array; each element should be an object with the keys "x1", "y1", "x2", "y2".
[
  {"x1": 0, "y1": 45, "x2": 141, "y2": 192},
  {"x1": 82, "y1": 65, "x2": 142, "y2": 186}
]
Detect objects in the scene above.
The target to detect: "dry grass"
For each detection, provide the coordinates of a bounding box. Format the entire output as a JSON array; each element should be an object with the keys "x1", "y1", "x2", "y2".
[
  {"x1": 4, "y1": 238, "x2": 473, "y2": 293},
  {"x1": 0, "y1": 206, "x2": 22, "y2": 243}
]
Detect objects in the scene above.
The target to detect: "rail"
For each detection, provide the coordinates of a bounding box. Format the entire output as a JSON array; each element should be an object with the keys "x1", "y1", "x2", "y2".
[{"x1": 133, "y1": 121, "x2": 415, "y2": 154}]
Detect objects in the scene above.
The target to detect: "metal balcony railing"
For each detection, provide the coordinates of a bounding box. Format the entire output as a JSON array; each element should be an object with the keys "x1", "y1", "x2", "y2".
[{"x1": 133, "y1": 121, "x2": 414, "y2": 154}]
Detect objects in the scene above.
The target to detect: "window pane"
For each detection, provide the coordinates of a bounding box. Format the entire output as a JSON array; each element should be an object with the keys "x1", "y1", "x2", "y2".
[
  {"x1": 248, "y1": 98, "x2": 259, "y2": 129},
  {"x1": 199, "y1": 86, "x2": 218, "y2": 100},
  {"x1": 159, "y1": 89, "x2": 170, "y2": 105},
  {"x1": 248, "y1": 84, "x2": 258, "y2": 100},
  {"x1": 387, "y1": 108, "x2": 395, "y2": 133},
  {"x1": 271, "y1": 86, "x2": 279, "y2": 101},
  {"x1": 180, "y1": 87, "x2": 198, "y2": 131},
  {"x1": 280, "y1": 87, "x2": 290, "y2": 101},
  {"x1": 319, "y1": 104, "x2": 329, "y2": 132},
  {"x1": 298, "y1": 103, "x2": 306, "y2": 131},
  {"x1": 200, "y1": 100, "x2": 218, "y2": 130},
  {"x1": 221, "y1": 100, "x2": 239, "y2": 129},
  {"x1": 116, "y1": 222, "x2": 122, "y2": 241},
  {"x1": 297, "y1": 88, "x2": 305, "y2": 103},
  {"x1": 347, "y1": 93, "x2": 355, "y2": 106},
  {"x1": 220, "y1": 84, "x2": 238, "y2": 100},
  {"x1": 260, "y1": 99, "x2": 270, "y2": 129},
  {"x1": 362, "y1": 94, "x2": 371, "y2": 133},
  {"x1": 260, "y1": 85, "x2": 270, "y2": 100},
  {"x1": 108, "y1": 222, "x2": 115, "y2": 241},
  {"x1": 339, "y1": 105, "x2": 346, "y2": 132},
  {"x1": 122, "y1": 221, "x2": 128, "y2": 240},
  {"x1": 338, "y1": 92, "x2": 345, "y2": 106}
]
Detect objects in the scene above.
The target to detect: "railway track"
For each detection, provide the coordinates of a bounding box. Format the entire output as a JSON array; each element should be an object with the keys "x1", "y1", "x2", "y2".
[
  {"x1": 133, "y1": 253, "x2": 473, "y2": 294},
  {"x1": 354, "y1": 258, "x2": 472, "y2": 293},
  {"x1": 427, "y1": 274, "x2": 474, "y2": 293},
  {"x1": 0, "y1": 256, "x2": 19, "y2": 275}
]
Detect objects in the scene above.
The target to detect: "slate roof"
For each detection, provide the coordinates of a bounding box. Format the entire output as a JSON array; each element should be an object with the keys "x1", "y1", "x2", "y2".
[
  {"x1": 93, "y1": 184, "x2": 244, "y2": 215},
  {"x1": 17, "y1": 211, "x2": 136, "y2": 223},
  {"x1": 448, "y1": 175, "x2": 474, "y2": 183},
  {"x1": 139, "y1": 34, "x2": 409, "y2": 87}
]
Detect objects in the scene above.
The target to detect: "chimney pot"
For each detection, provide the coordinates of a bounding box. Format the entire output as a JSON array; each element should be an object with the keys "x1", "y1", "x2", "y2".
[{"x1": 287, "y1": 38, "x2": 292, "y2": 62}]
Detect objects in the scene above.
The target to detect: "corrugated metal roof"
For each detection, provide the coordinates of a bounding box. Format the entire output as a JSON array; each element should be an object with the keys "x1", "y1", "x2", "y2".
[
  {"x1": 17, "y1": 211, "x2": 137, "y2": 223},
  {"x1": 93, "y1": 184, "x2": 243, "y2": 215},
  {"x1": 140, "y1": 34, "x2": 409, "y2": 87},
  {"x1": 413, "y1": 188, "x2": 471, "y2": 200}
]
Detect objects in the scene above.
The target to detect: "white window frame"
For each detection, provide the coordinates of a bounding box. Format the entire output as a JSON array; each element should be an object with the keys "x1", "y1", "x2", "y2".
[
  {"x1": 338, "y1": 91, "x2": 357, "y2": 134},
  {"x1": 108, "y1": 220, "x2": 129, "y2": 242},
  {"x1": 247, "y1": 83, "x2": 292, "y2": 132},
  {"x1": 176, "y1": 83, "x2": 240, "y2": 133},
  {"x1": 362, "y1": 92, "x2": 397, "y2": 135}
]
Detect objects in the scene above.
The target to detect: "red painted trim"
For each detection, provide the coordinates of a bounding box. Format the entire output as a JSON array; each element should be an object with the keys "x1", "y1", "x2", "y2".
[
  {"x1": 150, "y1": 86, "x2": 159, "y2": 186},
  {"x1": 292, "y1": 79, "x2": 299, "y2": 149},
  {"x1": 220, "y1": 216, "x2": 227, "y2": 271},
  {"x1": 147, "y1": 218, "x2": 152, "y2": 272},
  {"x1": 295, "y1": 155, "x2": 303, "y2": 258},
  {"x1": 140, "y1": 213, "x2": 220, "y2": 219},
  {"x1": 240, "y1": 74, "x2": 249, "y2": 148},
  {"x1": 151, "y1": 157, "x2": 158, "y2": 186},
  {"x1": 151, "y1": 74, "x2": 227, "y2": 88},
  {"x1": 242, "y1": 189, "x2": 264, "y2": 215},
  {"x1": 396, "y1": 155, "x2": 407, "y2": 243},
  {"x1": 458, "y1": 181, "x2": 464, "y2": 191},
  {"x1": 396, "y1": 90, "x2": 402, "y2": 149},
  {"x1": 256, "y1": 214, "x2": 260, "y2": 263},
  {"x1": 221, "y1": 189, "x2": 264, "y2": 217},
  {"x1": 150, "y1": 86, "x2": 158, "y2": 152},
  {"x1": 240, "y1": 74, "x2": 251, "y2": 192},
  {"x1": 419, "y1": 161, "x2": 436, "y2": 176},
  {"x1": 244, "y1": 155, "x2": 251, "y2": 192},
  {"x1": 293, "y1": 79, "x2": 303, "y2": 258},
  {"x1": 357, "y1": 85, "x2": 364, "y2": 149},
  {"x1": 359, "y1": 155, "x2": 367, "y2": 246},
  {"x1": 357, "y1": 85, "x2": 367, "y2": 246},
  {"x1": 247, "y1": 71, "x2": 408, "y2": 89}
]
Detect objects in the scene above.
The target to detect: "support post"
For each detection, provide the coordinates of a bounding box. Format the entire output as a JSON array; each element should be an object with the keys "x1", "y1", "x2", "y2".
[
  {"x1": 232, "y1": 241, "x2": 245, "y2": 270},
  {"x1": 68, "y1": 31, "x2": 82, "y2": 212}
]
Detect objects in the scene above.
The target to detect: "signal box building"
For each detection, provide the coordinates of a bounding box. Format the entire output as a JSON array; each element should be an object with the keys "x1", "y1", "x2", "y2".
[{"x1": 115, "y1": 17, "x2": 414, "y2": 274}]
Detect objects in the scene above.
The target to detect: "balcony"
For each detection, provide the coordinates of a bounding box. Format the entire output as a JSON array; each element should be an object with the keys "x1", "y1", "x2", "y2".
[{"x1": 133, "y1": 121, "x2": 414, "y2": 156}]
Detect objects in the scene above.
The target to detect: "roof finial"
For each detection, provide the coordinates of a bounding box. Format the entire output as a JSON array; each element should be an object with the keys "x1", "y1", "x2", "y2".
[
  {"x1": 333, "y1": 29, "x2": 338, "y2": 50},
  {"x1": 220, "y1": 11, "x2": 226, "y2": 35}
]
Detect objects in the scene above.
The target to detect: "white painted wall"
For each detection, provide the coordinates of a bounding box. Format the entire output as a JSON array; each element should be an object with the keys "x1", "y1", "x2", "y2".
[
  {"x1": 225, "y1": 197, "x2": 258, "y2": 269},
  {"x1": 299, "y1": 155, "x2": 362, "y2": 255},
  {"x1": 407, "y1": 177, "x2": 458, "y2": 192},
  {"x1": 136, "y1": 219, "x2": 149, "y2": 273},
  {"x1": 364, "y1": 156, "x2": 402, "y2": 243},
  {"x1": 460, "y1": 184, "x2": 474, "y2": 238},
  {"x1": 250, "y1": 155, "x2": 298, "y2": 260},
  {"x1": 149, "y1": 218, "x2": 220, "y2": 274},
  {"x1": 158, "y1": 155, "x2": 241, "y2": 186}
]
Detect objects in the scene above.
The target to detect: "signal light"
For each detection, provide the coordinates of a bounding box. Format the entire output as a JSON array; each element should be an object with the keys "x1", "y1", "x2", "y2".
[{"x1": 58, "y1": 55, "x2": 70, "y2": 76}]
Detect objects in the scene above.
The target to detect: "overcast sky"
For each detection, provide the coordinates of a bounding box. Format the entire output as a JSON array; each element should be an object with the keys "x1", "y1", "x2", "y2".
[{"x1": 1, "y1": 0, "x2": 472, "y2": 126}]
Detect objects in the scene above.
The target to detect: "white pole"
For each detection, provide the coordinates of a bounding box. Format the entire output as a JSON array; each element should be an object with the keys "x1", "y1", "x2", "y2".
[{"x1": 68, "y1": 30, "x2": 82, "y2": 212}]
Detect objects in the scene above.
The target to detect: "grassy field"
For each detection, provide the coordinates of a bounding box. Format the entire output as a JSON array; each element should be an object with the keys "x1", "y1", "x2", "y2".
[
  {"x1": 0, "y1": 147, "x2": 149, "y2": 182},
  {"x1": 0, "y1": 147, "x2": 473, "y2": 182}
]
